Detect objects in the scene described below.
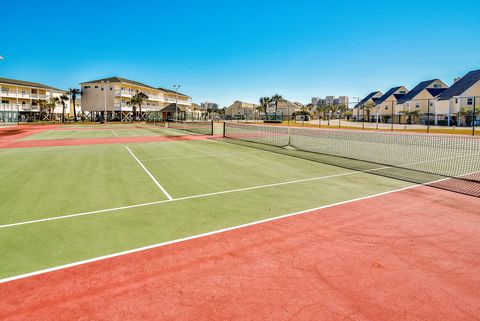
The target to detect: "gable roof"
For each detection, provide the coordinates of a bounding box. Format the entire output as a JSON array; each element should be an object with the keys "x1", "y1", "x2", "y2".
[
  {"x1": 157, "y1": 87, "x2": 190, "y2": 98},
  {"x1": 160, "y1": 103, "x2": 186, "y2": 112},
  {"x1": 426, "y1": 88, "x2": 447, "y2": 97},
  {"x1": 80, "y1": 77, "x2": 157, "y2": 90},
  {"x1": 0, "y1": 77, "x2": 65, "y2": 92},
  {"x1": 354, "y1": 91, "x2": 382, "y2": 108},
  {"x1": 374, "y1": 86, "x2": 405, "y2": 105},
  {"x1": 396, "y1": 79, "x2": 438, "y2": 104},
  {"x1": 438, "y1": 69, "x2": 480, "y2": 100}
]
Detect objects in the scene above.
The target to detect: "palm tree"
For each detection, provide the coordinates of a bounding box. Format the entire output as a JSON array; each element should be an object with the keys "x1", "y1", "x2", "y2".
[
  {"x1": 48, "y1": 97, "x2": 60, "y2": 121},
  {"x1": 131, "y1": 92, "x2": 149, "y2": 121},
  {"x1": 316, "y1": 103, "x2": 328, "y2": 119},
  {"x1": 37, "y1": 99, "x2": 48, "y2": 122},
  {"x1": 59, "y1": 94, "x2": 69, "y2": 123},
  {"x1": 363, "y1": 102, "x2": 376, "y2": 122},
  {"x1": 336, "y1": 104, "x2": 348, "y2": 119},
  {"x1": 270, "y1": 94, "x2": 284, "y2": 119},
  {"x1": 68, "y1": 88, "x2": 81, "y2": 122},
  {"x1": 258, "y1": 97, "x2": 271, "y2": 119},
  {"x1": 400, "y1": 110, "x2": 421, "y2": 124}
]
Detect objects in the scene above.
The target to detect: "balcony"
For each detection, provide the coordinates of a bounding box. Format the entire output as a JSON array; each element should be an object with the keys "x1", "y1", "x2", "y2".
[
  {"x1": 0, "y1": 103, "x2": 39, "y2": 111},
  {"x1": 0, "y1": 91, "x2": 47, "y2": 99},
  {"x1": 114, "y1": 90, "x2": 191, "y2": 105}
]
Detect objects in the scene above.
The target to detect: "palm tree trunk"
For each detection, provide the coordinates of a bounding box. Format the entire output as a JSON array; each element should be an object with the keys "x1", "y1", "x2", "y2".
[{"x1": 73, "y1": 98, "x2": 77, "y2": 122}]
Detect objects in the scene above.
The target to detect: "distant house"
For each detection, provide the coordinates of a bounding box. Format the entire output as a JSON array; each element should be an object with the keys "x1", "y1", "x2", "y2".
[
  {"x1": 373, "y1": 86, "x2": 409, "y2": 123},
  {"x1": 435, "y1": 69, "x2": 480, "y2": 126},
  {"x1": 395, "y1": 79, "x2": 448, "y2": 124},
  {"x1": 225, "y1": 101, "x2": 258, "y2": 119},
  {"x1": 352, "y1": 91, "x2": 383, "y2": 121},
  {"x1": 266, "y1": 100, "x2": 302, "y2": 118}
]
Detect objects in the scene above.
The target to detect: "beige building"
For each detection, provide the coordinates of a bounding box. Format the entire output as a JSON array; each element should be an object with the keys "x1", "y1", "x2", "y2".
[
  {"x1": 266, "y1": 100, "x2": 302, "y2": 118},
  {"x1": 372, "y1": 86, "x2": 409, "y2": 122},
  {"x1": 0, "y1": 77, "x2": 68, "y2": 122},
  {"x1": 80, "y1": 77, "x2": 191, "y2": 121},
  {"x1": 395, "y1": 79, "x2": 448, "y2": 124},
  {"x1": 352, "y1": 91, "x2": 383, "y2": 121},
  {"x1": 225, "y1": 101, "x2": 258, "y2": 119},
  {"x1": 435, "y1": 69, "x2": 480, "y2": 126}
]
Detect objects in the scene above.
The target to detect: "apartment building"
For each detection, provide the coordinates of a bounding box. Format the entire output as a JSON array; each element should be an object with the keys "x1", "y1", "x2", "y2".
[
  {"x1": 0, "y1": 77, "x2": 68, "y2": 122},
  {"x1": 373, "y1": 86, "x2": 409, "y2": 122},
  {"x1": 201, "y1": 101, "x2": 219, "y2": 110},
  {"x1": 225, "y1": 101, "x2": 258, "y2": 119},
  {"x1": 352, "y1": 91, "x2": 383, "y2": 121},
  {"x1": 436, "y1": 69, "x2": 480, "y2": 126},
  {"x1": 80, "y1": 77, "x2": 191, "y2": 121},
  {"x1": 312, "y1": 96, "x2": 349, "y2": 106},
  {"x1": 395, "y1": 79, "x2": 448, "y2": 124}
]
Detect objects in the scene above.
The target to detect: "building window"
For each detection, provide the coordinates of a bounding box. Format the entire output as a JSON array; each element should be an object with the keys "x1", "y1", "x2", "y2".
[
  {"x1": 467, "y1": 98, "x2": 473, "y2": 105},
  {"x1": 83, "y1": 86, "x2": 90, "y2": 89},
  {"x1": 95, "y1": 86, "x2": 98, "y2": 89},
  {"x1": 433, "y1": 84, "x2": 440, "y2": 88},
  {"x1": 455, "y1": 98, "x2": 458, "y2": 104},
  {"x1": 385, "y1": 106, "x2": 388, "y2": 110},
  {"x1": 415, "y1": 103, "x2": 420, "y2": 108},
  {"x1": 399, "y1": 90, "x2": 406, "y2": 94}
]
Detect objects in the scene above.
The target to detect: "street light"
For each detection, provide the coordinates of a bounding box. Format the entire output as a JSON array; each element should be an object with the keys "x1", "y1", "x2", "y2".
[
  {"x1": 173, "y1": 84, "x2": 180, "y2": 121},
  {"x1": 353, "y1": 97, "x2": 360, "y2": 123},
  {"x1": 101, "y1": 80, "x2": 109, "y2": 123}
]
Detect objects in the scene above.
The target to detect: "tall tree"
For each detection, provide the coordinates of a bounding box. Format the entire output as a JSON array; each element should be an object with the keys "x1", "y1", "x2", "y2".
[
  {"x1": 68, "y1": 88, "x2": 81, "y2": 122},
  {"x1": 258, "y1": 96, "x2": 271, "y2": 118},
  {"x1": 131, "y1": 92, "x2": 149, "y2": 121},
  {"x1": 37, "y1": 99, "x2": 48, "y2": 122},
  {"x1": 59, "y1": 94, "x2": 69, "y2": 123},
  {"x1": 270, "y1": 94, "x2": 284, "y2": 119},
  {"x1": 48, "y1": 97, "x2": 60, "y2": 121},
  {"x1": 362, "y1": 102, "x2": 376, "y2": 122}
]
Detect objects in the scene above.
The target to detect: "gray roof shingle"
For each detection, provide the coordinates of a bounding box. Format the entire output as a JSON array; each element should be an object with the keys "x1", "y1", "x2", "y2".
[
  {"x1": 0, "y1": 77, "x2": 65, "y2": 92},
  {"x1": 438, "y1": 69, "x2": 480, "y2": 100},
  {"x1": 396, "y1": 79, "x2": 438, "y2": 104}
]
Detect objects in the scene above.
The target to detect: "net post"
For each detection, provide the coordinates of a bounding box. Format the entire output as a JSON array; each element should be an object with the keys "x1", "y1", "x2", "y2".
[
  {"x1": 211, "y1": 120, "x2": 214, "y2": 135},
  {"x1": 427, "y1": 99, "x2": 430, "y2": 134},
  {"x1": 391, "y1": 101, "x2": 394, "y2": 131},
  {"x1": 223, "y1": 121, "x2": 226, "y2": 138},
  {"x1": 473, "y1": 97, "x2": 476, "y2": 136}
]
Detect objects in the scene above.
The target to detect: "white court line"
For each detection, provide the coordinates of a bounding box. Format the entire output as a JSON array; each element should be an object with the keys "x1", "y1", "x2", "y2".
[
  {"x1": 0, "y1": 184, "x2": 419, "y2": 284},
  {"x1": 0, "y1": 169, "x2": 378, "y2": 229},
  {"x1": 111, "y1": 129, "x2": 118, "y2": 137},
  {"x1": 125, "y1": 146, "x2": 173, "y2": 200},
  {"x1": 140, "y1": 151, "x2": 260, "y2": 162}
]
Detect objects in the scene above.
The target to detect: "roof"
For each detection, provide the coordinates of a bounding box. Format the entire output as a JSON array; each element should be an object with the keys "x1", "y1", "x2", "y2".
[
  {"x1": 354, "y1": 91, "x2": 382, "y2": 108},
  {"x1": 0, "y1": 77, "x2": 65, "y2": 92},
  {"x1": 438, "y1": 69, "x2": 480, "y2": 100},
  {"x1": 374, "y1": 86, "x2": 405, "y2": 105},
  {"x1": 80, "y1": 77, "x2": 157, "y2": 90},
  {"x1": 393, "y1": 93, "x2": 406, "y2": 100},
  {"x1": 191, "y1": 103, "x2": 205, "y2": 110},
  {"x1": 157, "y1": 87, "x2": 190, "y2": 98},
  {"x1": 396, "y1": 79, "x2": 438, "y2": 104},
  {"x1": 426, "y1": 88, "x2": 447, "y2": 97},
  {"x1": 159, "y1": 103, "x2": 186, "y2": 112}
]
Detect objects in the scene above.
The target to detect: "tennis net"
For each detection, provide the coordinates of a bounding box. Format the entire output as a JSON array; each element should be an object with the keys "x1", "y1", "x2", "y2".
[
  {"x1": 168, "y1": 120, "x2": 214, "y2": 135},
  {"x1": 223, "y1": 122, "x2": 480, "y2": 197}
]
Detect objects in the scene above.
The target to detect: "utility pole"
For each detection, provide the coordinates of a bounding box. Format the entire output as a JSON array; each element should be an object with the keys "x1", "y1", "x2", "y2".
[{"x1": 173, "y1": 84, "x2": 180, "y2": 121}]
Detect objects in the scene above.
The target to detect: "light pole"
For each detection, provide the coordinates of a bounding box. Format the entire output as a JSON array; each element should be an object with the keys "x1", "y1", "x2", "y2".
[
  {"x1": 101, "y1": 80, "x2": 109, "y2": 123},
  {"x1": 173, "y1": 84, "x2": 180, "y2": 121},
  {"x1": 353, "y1": 97, "x2": 360, "y2": 123}
]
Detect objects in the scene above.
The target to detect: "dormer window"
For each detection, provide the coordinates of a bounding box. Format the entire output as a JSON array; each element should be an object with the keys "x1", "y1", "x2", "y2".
[{"x1": 467, "y1": 98, "x2": 473, "y2": 105}]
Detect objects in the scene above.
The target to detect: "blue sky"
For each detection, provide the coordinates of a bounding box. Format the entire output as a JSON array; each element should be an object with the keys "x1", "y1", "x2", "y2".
[{"x1": 1, "y1": 0, "x2": 479, "y2": 107}]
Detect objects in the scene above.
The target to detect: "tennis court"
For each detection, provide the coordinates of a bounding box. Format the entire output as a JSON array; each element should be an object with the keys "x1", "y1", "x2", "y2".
[{"x1": 1, "y1": 122, "x2": 479, "y2": 320}]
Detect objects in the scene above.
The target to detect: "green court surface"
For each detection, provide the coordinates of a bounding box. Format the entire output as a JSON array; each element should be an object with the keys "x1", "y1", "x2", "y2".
[
  {"x1": 0, "y1": 134, "x2": 412, "y2": 280},
  {"x1": 19, "y1": 126, "x2": 184, "y2": 140}
]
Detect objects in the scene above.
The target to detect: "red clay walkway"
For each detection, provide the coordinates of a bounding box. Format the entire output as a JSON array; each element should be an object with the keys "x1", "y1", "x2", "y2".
[{"x1": 1, "y1": 186, "x2": 479, "y2": 320}]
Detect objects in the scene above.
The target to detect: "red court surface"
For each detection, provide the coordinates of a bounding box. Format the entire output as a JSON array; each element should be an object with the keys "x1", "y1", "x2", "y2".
[
  {"x1": 0, "y1": 124, "x2": 217, "y2": 148},
  {"x1": 1, "y1": 186, "x2": 479, "y2": 321}
]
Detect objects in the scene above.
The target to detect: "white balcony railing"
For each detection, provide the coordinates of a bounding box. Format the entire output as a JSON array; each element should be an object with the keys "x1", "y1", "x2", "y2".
[
  {"x1": 0, "y1": 103, "x2": 40, "y2": 111},
  {"x1": 114, "y1": 90, "x2": 191, "y2": 105},
  {"x1": 0, "y1": 91, "x2": 48, "y2": 99}
]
